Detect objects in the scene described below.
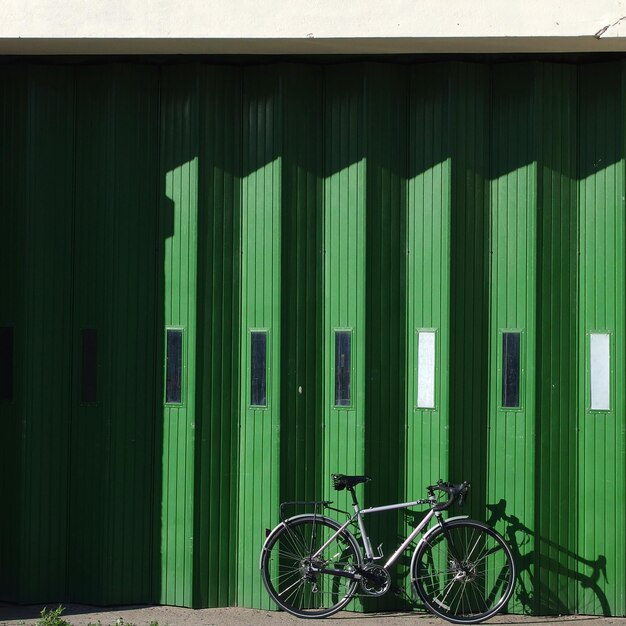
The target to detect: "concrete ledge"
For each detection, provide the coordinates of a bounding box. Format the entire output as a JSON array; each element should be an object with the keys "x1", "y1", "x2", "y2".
[{"x1": 2, "y1": 36, "x2": 626, "y2": 55}]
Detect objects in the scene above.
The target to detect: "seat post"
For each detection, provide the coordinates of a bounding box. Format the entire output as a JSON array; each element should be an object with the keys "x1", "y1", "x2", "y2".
[
  {"x1": 348, "y1": 486, "x2": 359, "y2": 508},
  {"x1": 349, "y1": 485, "x2": 374, "y2": 559}
]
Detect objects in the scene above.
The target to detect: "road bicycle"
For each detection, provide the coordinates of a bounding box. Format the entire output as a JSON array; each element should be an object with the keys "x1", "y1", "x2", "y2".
[{"x1": 260, "y1": 474, "x2": 516, "y2": 623}]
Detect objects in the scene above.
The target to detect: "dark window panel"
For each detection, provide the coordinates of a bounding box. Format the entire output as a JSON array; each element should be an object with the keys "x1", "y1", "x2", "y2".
[
  {"x1": 335, "y1": 331, "x2": 351, "y2": 407},
  {"x1": 166, "y1": 329, "x2": 183, "y2": 404},
  {"x1": 251, "y1": 331, "x2": 267, "y2": 407},
  {"x1": 502, "y1": 332, "x2": 521, "y2": 408}
]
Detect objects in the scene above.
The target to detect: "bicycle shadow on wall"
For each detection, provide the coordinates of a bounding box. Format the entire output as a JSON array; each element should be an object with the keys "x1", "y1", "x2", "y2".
[
  {"x1": 400, "y1": 499, "x2": 610, "y2": 617},
  {"x1": 484, "y1": 500, "x2": 610, "y2": 617}
]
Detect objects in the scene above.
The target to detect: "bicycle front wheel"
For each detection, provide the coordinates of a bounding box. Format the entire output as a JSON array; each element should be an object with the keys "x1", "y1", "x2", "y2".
[
  {"x1": 412, "y1": 519, "x2": 516, "y2": 624},
  {"x1": 260, "y1": 514, "x2": 362, "y2": 618}
]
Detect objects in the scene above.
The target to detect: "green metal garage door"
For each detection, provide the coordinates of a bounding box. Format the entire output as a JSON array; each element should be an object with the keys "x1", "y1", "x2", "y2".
[{"x1": 0, "y1": 59, "x2": 624, "y2": 616}]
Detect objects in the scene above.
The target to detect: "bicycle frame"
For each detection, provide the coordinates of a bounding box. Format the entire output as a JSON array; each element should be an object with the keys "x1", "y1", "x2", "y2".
[{"x1": 312, "y1": 497, "x2": 441, "y2": 571}]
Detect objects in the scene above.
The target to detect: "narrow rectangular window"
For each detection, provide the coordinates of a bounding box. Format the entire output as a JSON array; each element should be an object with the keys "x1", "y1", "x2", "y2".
[
  {"x1": 502, "y1": 332, "x2": 521, "y2": 408},
  {"x1": 81, "y1": 328, "x2": 97, "y2": 404},
  {"x1": 335, "y1": 331, "x2": 351, "y2": 407},
  {"x1": 417, "y1": 330, "x2": 436, "y2": 409},
  {"x1": 250, "y1": 331, "x2": 267, "y2": 407},
  {"x1": 590, "y1": 333, "x2": 610, "y2": 411},
  {"x1": 166, "y1": 329, "x2": 183, "y2": 404},
  {"x1": 0, "y1": 327, "x2": 13, "y2": 402}
]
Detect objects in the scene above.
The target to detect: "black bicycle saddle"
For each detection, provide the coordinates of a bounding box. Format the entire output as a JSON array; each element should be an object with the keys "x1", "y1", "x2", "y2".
[{"x1": 332, "y1": 474, "x2": 371, "y2": 491}]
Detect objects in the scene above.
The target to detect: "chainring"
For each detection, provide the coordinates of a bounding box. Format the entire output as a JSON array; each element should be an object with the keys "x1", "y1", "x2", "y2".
[{"x1": 359, "y1": 563, "x2": 391, "y2": 597}]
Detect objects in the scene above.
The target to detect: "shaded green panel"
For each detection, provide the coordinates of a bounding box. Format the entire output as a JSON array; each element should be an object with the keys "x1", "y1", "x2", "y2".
[
  {"x1": 0, "y1": 66, "x2": 26, "y2": 602},
  {"x1": 363, "y1": 63, "x2": 408, "y2": 611},
  {"x1": 535, "y1": 63, "x2": 579, "y2": 615},
  {"x1": 70, "y1": 64, "x2": 160, "y2": 605},
  {"x1": 323, "y1": 65, "x2": 366, "y2": 510},
  {"x1": 104, "y1": 66, "x2": 159, "y2": 605},
  {"x1": 238, "y1": 66, "x2": 282, "y2": 609},
  {"x1": 18, "y1": 65, "x2": 75, "y2": 602},
  {"x1": 406, "y1": 64, "x2": 451, "y2": 501},
  {"x1": 577, "y1": 62, "x2": 625, "y2": 616},
  {"x1": 70, "y1": 66, "x2": 117, "y2": 603},
  {"x1": 158, "y1": 65, "x2": 200, "y2": 608},
  {"x1": 448, "y1": 62, "x2": 490, "y2": 521},
  {"x1": 279, "y1": 65, "x2": 323, "y2": 505},
  {"x1": 488, "y1": 63, "x2": 538, "y2": 614},
  {"x1": 194, "y1": 65, "x2": 242, "y2": 608}
]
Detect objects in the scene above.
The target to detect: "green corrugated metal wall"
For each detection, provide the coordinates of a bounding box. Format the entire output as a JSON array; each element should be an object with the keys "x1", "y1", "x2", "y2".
[
  {"x1": 20, "y1": 65, "x2": 74, "y2": 602},
  {"x1": 194, "y1": 65, "x2": 242, "y2": 608},
  {"x1": 489, "y1": 64, "x2": 538, "y2": 614},
  {"x1": 364, "y1": 64, "x2": 407, "y2": 610},
  {"x1": 406, "y1": 62, "x2": 451, "y2": 510},
  {"x1": 0, "y1": 65, "x2": 24, "y2": 602},
  {"x1": 1, "y1": 59, "x2": 625, "y2": 616},
  {"x1": 279, "y1": 65, "x2": 323, "y2": 514},
  {"x1": 322, "y1": 65, "x2": 367, "y2": 515},
  {"x1": 536, "y1": 63, "x2": 578, "y2": 614},
  {"x1": 159, "y1": 64, "x2": 198, "y2": 607},
  {"x1": 578, "y1": 62, "x2": 626, "y2": 616},
  {"x1": 70, "y1": 64, "x2": 159, "y2": 604},
  {"x1": 238, "y1": 66, "x2": 283, "y2": 610}
]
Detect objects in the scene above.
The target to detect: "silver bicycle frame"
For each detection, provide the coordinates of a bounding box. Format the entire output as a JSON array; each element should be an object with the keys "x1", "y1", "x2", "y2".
[{"x1": 312, "y1": 498, "x2": 439, "y2": 570}]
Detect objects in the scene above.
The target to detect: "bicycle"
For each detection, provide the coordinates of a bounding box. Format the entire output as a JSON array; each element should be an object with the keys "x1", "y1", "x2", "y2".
[{"x1": 260, "y1": 474, "x2": 516, "y2": 623}]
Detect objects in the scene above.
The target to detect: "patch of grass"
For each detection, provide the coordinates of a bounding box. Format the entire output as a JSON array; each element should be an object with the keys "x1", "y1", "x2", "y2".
[
  {"x1": 37, "y1": 606, "x2": 71, "y2": 626},
  {"x1": 37, "y1": 605, "x2": 163, "y2": 626}
]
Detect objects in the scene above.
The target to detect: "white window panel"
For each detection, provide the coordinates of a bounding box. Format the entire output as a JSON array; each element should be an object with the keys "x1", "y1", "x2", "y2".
[
  {"x1": 590, "y1": 333, "x2": 610, "y2": 411},
  {"x1": 417, "y1": 331, "x2": 436, "y2": 409}
]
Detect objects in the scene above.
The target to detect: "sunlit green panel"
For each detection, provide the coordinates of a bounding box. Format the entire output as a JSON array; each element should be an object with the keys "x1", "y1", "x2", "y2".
[
  {"x1": 577, "y1": 61, "x2": 625, "y2": 616},
  {"x1": 159, "y1": 65, "x2": 199, "y2": 608},
  {"x1": 238, "y1": 66, "x2": 282, "y2": 609},
  {"x1": 488, "y1": 64, "x2": 537, "y2": 614},
  {"x1": 406, "y1": 64, "x2": 451, "y2": 503},
  {"x1": 535, "y1": 63, "x2": 579, "y2": 615},
  {"x1": 323, "y1": 65, "x2": 366, "y2": 511}
]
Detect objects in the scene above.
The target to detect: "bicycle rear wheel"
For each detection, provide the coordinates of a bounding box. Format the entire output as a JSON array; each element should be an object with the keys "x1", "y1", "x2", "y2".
[
  {"x1": 260, "y1": 514, "x2": 361, "y2": 618},
  {"x1": 412, "y1": 519, "x2": 516, "y2": 624}
]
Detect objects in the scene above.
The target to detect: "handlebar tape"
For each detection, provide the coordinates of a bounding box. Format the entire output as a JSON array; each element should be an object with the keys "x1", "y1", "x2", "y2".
[{"x1": 430, "y1": 481, "x2": 470, "y2": 510}]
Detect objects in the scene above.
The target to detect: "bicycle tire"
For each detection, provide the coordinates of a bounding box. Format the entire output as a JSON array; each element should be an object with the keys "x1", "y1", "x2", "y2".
[
  {"x1": 260, "y1": 514, "x2": 362, "y2": 618},
  {"x1": 411, "y1": 519, "x2": 516, "y2": 624}
]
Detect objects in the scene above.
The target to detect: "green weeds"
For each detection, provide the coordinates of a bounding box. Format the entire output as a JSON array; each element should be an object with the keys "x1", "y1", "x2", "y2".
[
  {"x1": 37, "y1": 607, "x2": 71, "y2": 626},
  {"x1": 36, "y1": 606, "x2": 162, "y2": 626}
]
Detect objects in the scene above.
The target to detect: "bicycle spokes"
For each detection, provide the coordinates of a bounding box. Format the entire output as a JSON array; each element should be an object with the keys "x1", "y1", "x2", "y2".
[
  {"x1": 413, "y1": 521, "x2": 516, "y2": 623},
  {"x1": 261, "y1": 517, "x2": 361, "y2": 617}
]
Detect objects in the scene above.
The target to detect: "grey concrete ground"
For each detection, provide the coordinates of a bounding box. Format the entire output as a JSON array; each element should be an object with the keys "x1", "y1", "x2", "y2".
[{"x1": 0, "y1": 604, "x2": 624, "y2": 626}]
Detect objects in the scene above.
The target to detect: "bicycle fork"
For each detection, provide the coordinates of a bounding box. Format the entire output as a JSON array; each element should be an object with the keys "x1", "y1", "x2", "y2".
[{"x1": 436, "y1": 512, "x2": 473, "y2": 582}]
